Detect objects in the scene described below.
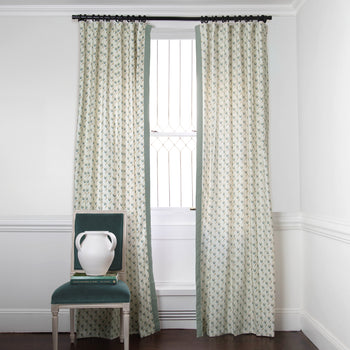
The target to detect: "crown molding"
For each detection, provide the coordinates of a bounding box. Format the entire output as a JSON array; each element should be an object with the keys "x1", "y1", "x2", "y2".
[
  {"x1": 292, "y1": 0, "x2": 307, "y2": 14},
  {"x1": 0, "y1": 3, "x2": 299, "y2": 17}
]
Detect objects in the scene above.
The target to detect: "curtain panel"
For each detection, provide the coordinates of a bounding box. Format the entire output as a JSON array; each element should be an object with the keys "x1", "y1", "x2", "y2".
[
  {"x1": 196, "y1": 22, "x2": 275, "y2": 337},
  {"x1": 73, "y1": 20, "x2": 159, "y2": 338}
]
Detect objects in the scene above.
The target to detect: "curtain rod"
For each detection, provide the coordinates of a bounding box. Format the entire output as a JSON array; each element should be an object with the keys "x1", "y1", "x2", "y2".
[{"x1": 72, "y1": 15, "x2": 272, "y2": 23}]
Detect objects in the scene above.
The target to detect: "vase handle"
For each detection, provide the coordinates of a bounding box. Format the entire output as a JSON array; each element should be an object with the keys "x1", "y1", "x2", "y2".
[
  {"x1": 107, "y1": 232, "x2": 117, "y2": 252},
  {"x1": 75, "y1": 232, "x2": 86, "y2": 252}
]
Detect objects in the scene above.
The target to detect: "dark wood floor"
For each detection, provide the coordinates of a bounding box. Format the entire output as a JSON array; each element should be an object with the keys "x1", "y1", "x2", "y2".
[{"x1": 0, "y1": 330, "x2": 318, "y2": 350}]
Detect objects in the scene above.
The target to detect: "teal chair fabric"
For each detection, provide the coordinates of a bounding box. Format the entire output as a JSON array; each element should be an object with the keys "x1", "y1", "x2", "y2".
[
  {"x1": 51, "y1": 211, "x2": 130, "y2": 350},
  {"x1": 51, "y1": 281, "x2": 130, "y2": 304}
]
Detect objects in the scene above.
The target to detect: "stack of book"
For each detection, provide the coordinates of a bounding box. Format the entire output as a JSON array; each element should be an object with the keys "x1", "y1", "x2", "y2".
[{"x1": 70, "y1": 272, "x2": 118, "y2": 285}]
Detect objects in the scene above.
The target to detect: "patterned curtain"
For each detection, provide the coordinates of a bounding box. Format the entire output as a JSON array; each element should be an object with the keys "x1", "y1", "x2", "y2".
[
  {"x1": 73, "y1": 20, "x2": 159, "y2": 338},
  {"x1": 195, "y1": 22, "x2": 274, "y2": 337}
]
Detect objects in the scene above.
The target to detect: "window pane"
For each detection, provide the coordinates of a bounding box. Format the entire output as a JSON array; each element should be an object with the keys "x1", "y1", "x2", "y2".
[
  {"x1": 150, "y1": 39, "x2": 196, "y2": 208},
  {"x1": 150, "y1": 136, "x2": 196, "y2": 207}
]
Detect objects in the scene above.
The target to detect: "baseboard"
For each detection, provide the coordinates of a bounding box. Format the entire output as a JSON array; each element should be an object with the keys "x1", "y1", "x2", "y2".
[
  {"x1": 301, "y1": 311, "x2": 349, "y2": 350},
  {"x1": 0, "y1": 309, "x2": 70, "y2": 333},
  {"x1": 0, "y1": 308, "x2": 197, "y2": 332},
  {"x1": 2, "y1": 308, "x2": 348, "y2": 350},
  {"x1": 0, "y1": 306, "x2": 303, "y2": 333},
  {"x1": 275, "y1": 308, "x2": 301, "y2": 331}
]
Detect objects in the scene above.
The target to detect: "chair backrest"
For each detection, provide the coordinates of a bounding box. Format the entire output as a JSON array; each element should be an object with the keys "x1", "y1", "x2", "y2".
[{"x1": 71, "y1": 210, "x2": 127, "y2": 281}]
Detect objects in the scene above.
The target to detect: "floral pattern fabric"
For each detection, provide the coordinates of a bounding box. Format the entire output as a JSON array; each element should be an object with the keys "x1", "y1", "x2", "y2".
[
  {"x1": 196, "y1": 22, "x2": 275, "y2": 337},
  {"x1": 73, "y1": 20, "x2": 159, "y2": 339}
]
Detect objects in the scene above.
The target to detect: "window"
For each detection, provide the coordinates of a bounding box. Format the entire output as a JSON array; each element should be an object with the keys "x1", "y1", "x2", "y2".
[{"x1": 149, "y1": 39, "x2": 197, "y2": 208}]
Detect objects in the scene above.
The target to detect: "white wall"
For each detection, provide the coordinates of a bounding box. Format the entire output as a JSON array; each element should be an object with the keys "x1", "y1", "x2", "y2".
[
  {"x1": 269, "y1": 16, "x2": 300, "y2": 213},
  {"x1": 297, "y1": 0, "x2": 350, "y2": 349},
  {"x1": 0, "y1": 16, "x2": 78, "y2": 216},
  {"x1": 0, "y1": 14, "x2": 301, "y2": 332},
  {"x1": 298, "y1": 0, "x2": 350, "y2": 218},
  {"x1": 0, "y1": 15, "x2": 299, "y2": 216}
]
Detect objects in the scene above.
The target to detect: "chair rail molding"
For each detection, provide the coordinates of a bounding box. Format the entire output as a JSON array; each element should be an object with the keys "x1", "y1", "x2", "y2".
[
  {"x1": 1, "y1": 211, "x2": 349, "y2": 243},
  {"x1": 302, "y1": 213, "x2": 350, "y2": 244},
  {"x1": 272, "y1": 211, "x2": 303, "y2": 231},
  {"x1": 0, "y1": 212, "x2": 308, "y2": 231},
  {"x1": 0, "y1": 216, "x2": 72, "y2": 234}
]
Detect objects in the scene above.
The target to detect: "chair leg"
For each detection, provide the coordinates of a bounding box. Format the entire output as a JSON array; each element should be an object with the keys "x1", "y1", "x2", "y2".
[
  {"x1": 51, "y1": 305, "x2": 59, "y2": 350},
  {"x1": 70, "y1": 308, "x2": 75, "y2": 343},
  {"x1": 122, "y1": 305, "x2": 130, "y2": 350},
  {"x1": 120, "y1": 308, "x2": 124, "y2": 343}
]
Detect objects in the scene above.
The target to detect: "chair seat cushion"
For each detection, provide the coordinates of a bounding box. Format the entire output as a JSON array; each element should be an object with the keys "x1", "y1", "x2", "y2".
[{"x1": 51, "y1": 281, "x2": 130, "y2": 305}]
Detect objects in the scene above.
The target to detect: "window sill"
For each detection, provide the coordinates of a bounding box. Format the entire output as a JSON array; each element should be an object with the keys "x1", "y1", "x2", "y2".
[{"x1": 151, "y1": 207, "x2": 196, "y2": 226}]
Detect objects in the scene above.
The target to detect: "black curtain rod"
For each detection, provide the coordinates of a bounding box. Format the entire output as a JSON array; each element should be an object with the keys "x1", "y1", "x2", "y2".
[{"x1": 72, "y1": 14, "x2": 272, "y2": 23}]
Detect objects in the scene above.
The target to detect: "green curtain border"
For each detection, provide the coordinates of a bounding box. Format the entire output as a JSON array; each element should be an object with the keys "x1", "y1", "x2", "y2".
[
  {"x1": 144, "y1": 24, "x2": 160, "y2": 333},
  {"x1": 195, "y1": 25, "x2": 204, "y2": 337}
]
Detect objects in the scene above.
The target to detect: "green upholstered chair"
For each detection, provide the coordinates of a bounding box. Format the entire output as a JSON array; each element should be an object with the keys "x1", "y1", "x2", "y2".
[{"x1": 51, "y1": 210, "x2": 130, "y2": 350}]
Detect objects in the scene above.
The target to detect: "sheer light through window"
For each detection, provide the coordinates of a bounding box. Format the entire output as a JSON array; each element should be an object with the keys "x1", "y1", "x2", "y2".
[{"x1": 150, "y1": 39, "x2": 197, "y2": 208}]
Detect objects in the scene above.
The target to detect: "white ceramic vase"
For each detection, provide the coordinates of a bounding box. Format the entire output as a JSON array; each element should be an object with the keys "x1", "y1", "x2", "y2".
[{"x1": 75, "y1": 231, "x2": 117, "y2": 276}]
